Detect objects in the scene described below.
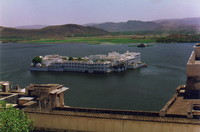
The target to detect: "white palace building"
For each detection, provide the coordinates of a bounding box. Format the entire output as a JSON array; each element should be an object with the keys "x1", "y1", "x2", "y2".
[{"x1": 30, "y1": 51, "x2": 146, "y2": 73}]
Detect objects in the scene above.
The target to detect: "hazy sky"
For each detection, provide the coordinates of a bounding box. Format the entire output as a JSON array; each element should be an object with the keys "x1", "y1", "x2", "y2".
[{"x1": 0, "y1": 0, "x2": 200, "y2": 27}]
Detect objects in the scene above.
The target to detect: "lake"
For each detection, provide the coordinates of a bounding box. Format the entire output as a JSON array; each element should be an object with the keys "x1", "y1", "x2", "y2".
[{"x1": 0, "y1": 43, "x2": 194, "y2": 111}]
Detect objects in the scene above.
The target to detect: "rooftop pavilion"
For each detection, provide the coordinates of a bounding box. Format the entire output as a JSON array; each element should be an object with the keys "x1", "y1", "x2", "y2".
[
  {"x1": 0, "y1": 81, "x2": 11, "y2": 92},
  {"x1": 26, "y1": 84, "x2": 69, "y2": 109}
]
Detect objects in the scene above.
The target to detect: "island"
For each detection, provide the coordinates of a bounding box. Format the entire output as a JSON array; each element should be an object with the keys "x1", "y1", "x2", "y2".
[{"x1": 30, "y1": 51, "x2": 146, "y2": 73}]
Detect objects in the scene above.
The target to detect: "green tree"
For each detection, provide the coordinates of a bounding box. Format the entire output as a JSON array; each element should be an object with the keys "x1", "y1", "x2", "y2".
[
  {"x1": 68, "y1": 57, "x2": 73, "y2": 61},
  {"x1": 62, "y1": 57, "x2": 67, "y2": 60},
  {"x1": 0, "y1": 100, "x2": 33, "y2": 132},
  {"x1": 78, "y1": 57, "x2": 82, "y2": 61},
  {"x1": 32, "y1": 56, "x2": 42, "y2": 64}
]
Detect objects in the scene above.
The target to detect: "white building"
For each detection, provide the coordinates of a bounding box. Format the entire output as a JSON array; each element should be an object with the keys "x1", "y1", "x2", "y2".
[{"x1": 30, "y1": 51, "x2": 145, "y2": 73}]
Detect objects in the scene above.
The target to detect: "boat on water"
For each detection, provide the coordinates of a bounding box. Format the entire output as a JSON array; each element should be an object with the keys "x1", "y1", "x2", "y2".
[
  {"x1": 137, "y1": 43, "x2": 148, "y2": 47},
  {"x1": 30, "y1": 51, "x2": 146, "y2": 73}
]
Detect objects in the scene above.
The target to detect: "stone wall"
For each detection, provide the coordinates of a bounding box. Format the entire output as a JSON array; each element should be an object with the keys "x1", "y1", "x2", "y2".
[
  {"x1": 25, "y1": 109, "x2": 200, "y2": 132},
  {"x1": 187, "y1": 64, "x2": 200, "y2": 77}
]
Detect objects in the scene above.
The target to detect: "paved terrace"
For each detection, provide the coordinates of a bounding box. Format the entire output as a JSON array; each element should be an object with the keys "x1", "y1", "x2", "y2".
[{"x1": 160, "y1": 85, "x2": 200, "y2": 119}]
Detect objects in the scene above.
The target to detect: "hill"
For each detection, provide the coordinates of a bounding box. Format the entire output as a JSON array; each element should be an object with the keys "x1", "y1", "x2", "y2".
[
  {"x1": 0, "y1": 24, "x2": 110, "y2": 39},
  {"x1": 90, "y1": 17, "x2": 200, "y2": 33},
  {"x1": 14, "y1": 25, "x2": 49, "y2": 29},
  {"x1": 154, "y1": 17, "x2": 200, "y2": 26},
  {"x1": 90, "y1": 20, "x2": 161, "y2": 32},
  {"x1": 153, "y1": 17, "x2": 200, "y2": 32}
]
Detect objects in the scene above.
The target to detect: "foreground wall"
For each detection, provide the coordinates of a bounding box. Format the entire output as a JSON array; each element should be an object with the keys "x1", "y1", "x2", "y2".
[{"x1": 26, "y1": 109, "x2": 200, "y2": 132}]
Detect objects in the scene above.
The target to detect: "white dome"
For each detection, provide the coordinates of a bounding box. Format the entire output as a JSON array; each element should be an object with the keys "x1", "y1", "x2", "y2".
[{"x1": 36, "y1": 63, "x2": 42, "y2": 67}]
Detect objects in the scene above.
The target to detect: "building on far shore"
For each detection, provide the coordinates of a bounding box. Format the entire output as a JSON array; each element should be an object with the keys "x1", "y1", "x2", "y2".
[{"x1": 30, "y1": 51, "x2": 146, "y2": 73}]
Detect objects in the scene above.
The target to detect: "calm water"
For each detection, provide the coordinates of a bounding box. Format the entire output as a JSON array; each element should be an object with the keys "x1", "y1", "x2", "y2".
[{"x1": 0, "y1": 43, "x2": 194, "y2": 111}]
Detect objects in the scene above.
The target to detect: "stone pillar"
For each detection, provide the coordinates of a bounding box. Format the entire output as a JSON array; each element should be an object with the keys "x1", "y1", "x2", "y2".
[
  {"x1": 2, "y1": 83, "x2": 10, "y2": 92},
  {"x1": 59, "y1": 93, "x2": 65, "y2": 106}
]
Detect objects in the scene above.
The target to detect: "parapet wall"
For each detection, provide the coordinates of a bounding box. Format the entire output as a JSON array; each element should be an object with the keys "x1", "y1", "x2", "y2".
[
  {"x1": 0, "y1": 93, "x2": 19, "y2": 104},
  {"x1": 186, "y1": 51, "x2": 200, "y2": 77},
  {"x1": 25, "y1": 107, "x2": 200, "y2": 132}
]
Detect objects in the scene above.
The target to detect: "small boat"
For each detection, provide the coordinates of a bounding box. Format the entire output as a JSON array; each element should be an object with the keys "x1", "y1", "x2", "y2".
[
  {"x1": 196, "y1": 43, "x2": 200, "y2": 46},
  {"x1": 137, "y1": 43, "x2": 148, "y2": 47}
]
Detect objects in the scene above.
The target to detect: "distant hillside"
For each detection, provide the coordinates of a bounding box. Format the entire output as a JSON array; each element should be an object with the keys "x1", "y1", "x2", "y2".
[
  {"x1": 91, "y1": 20, "x2": 161, "y2": 32},
  {"x1": 154, "y1": 17, "x2": 200, "y2": 26},
  {"x1": 153, "y1": 17, "x2": 200, "y2": 32},
  {"x1": 90, "y1": 17, "x2": 200, "y2": 33},
  {"x1": 14, "y1": 25, "x2": 49, "y2": 29},
  {"x1": 0, "y1": 24, "x2": 110, "y2": 38}
]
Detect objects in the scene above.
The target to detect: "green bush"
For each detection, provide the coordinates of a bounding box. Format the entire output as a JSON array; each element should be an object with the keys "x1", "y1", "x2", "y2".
[
  {"x1": 0, "y1": 100, "x2": 33, "y2": 132},
  {"x1": 32, "y1": 56, "x2": 42, "y2": 64},
  {"x1": 68, "y1": 57, "x2": 73, "y2": 61},
  {"x1": 78, "y1": 57, "x2": 82, "y2": 61}
]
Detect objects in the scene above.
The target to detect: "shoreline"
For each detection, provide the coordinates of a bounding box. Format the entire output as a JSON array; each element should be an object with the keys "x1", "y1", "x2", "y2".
[{"x1": 1, "y1": 34, "x2": 199, "y2": 44}]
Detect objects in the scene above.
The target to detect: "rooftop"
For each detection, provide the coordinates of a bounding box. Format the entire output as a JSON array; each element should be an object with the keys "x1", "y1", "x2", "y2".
[
  {"x1": 27, "y1": 83, "x2": 69, "y2": 96},
  {"x1": 27, "y1": 84, "x2": 64, "y2": 90},
  {"x1": 166, "y1": 95, "x2": 200, "y2": 116}
]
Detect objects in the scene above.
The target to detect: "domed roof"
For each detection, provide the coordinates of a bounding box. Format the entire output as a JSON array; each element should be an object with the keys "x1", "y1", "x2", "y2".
[{"x1": 36, "y1": 63, "x2": 42, "y2": 67}]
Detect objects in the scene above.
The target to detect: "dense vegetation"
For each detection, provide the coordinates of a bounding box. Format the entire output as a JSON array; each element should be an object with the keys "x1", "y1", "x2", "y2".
[
  {"x1": 68, "y1": 57, "x2": 74, "y2": 61},
  {"x1": 156, "y1": 34, "x2": 200, "y2": 43},
  {"x1": 32, "y1": 56, "x2": 42, "y2": 64},
  {"x1": 0, "y1": 101, "x2": 33, "y2": 132},
  {"x1": 1, "y1": 33, "x2": 199, "y2": 44},
  {"x1": 21, "y1": 36, "x2": 156, "y2": 44},
  {"x1": 0, "y1": 36, "x2": 33, "y2": 43}
]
